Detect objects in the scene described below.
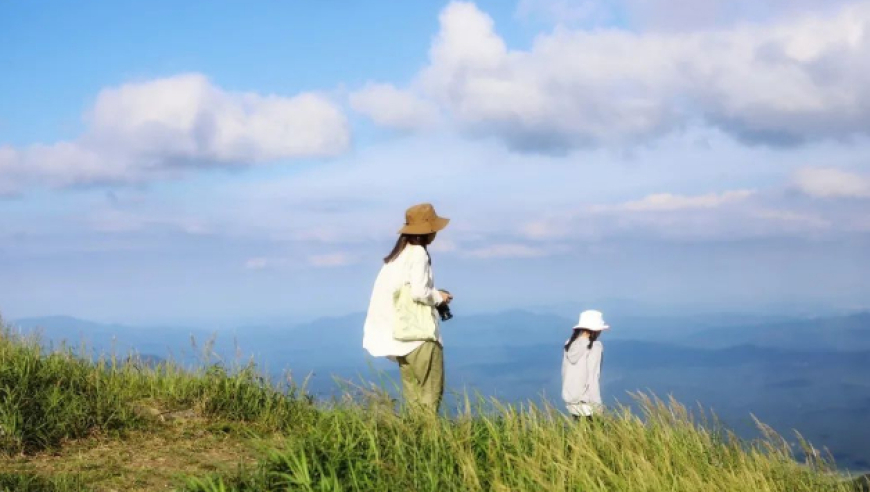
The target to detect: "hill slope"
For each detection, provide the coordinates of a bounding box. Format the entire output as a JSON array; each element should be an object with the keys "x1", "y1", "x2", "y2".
[{"x1": 1, "y1": 320, "x2": 866, "y2": 491}]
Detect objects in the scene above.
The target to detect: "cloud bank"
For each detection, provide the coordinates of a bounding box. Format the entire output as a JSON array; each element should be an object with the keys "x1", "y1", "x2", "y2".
[
  {"x1": 0, "y1": 74, "x2": 350, "y2": 192},
  {"x1": 793, "y1": 167, "x2": 870, "y2": 198},
  {"x1": 355, "y1": 1, "x2": 870, "y2": 153}
]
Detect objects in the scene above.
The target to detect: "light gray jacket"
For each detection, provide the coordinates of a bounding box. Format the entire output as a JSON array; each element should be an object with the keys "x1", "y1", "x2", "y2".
[{"x1": 561, "y1": 339, "x2": 603, "y2": 406}]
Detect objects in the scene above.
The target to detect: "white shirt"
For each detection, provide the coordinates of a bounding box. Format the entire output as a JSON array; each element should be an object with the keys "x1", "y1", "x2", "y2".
[
  {"x1": 363, "y1": 245, "x2": 444, "y2": 358},
  {"x1": 561, "y1": 339, "x2": 604, "y2": 415}
]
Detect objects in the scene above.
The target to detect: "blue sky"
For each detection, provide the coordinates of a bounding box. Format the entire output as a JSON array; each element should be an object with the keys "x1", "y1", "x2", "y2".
[{"x1": 1, "y1": 0, "x2": 869, "y2": 325}]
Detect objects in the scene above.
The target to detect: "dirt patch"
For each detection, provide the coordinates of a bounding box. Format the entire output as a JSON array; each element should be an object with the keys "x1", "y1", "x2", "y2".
[{"x1": 0, "y1": 420, "x2": 289, "y2": 491}]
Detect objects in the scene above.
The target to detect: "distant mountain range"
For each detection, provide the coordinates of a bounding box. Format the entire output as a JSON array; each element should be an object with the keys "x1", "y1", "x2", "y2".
[
  {"x1": 8, "y1": 309, "x2": 870, "y2": 470},
  {"x1": 682, "y1": 312, "x2": 870, "y2": 351}
]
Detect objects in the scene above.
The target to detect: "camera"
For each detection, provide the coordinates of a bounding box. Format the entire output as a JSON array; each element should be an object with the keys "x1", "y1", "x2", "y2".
[{"x1": 436, "y1": 290, "x2": 453, "y2": 321}]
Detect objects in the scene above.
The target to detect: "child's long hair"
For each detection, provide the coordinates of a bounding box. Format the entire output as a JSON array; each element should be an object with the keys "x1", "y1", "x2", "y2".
[{"x1": 565, "y1": 328, "x2": 600, "y2": 352}]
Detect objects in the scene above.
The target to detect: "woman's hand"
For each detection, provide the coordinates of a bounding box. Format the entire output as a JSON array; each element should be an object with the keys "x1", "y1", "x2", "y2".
[{"x1": 439, "y1": 291, "x2": 453, "y2": 304}]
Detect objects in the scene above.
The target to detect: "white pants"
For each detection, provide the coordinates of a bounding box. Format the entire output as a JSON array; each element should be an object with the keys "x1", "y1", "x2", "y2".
[{"x1": 566, "y1": 403, "x2": 595, "y2": 417}]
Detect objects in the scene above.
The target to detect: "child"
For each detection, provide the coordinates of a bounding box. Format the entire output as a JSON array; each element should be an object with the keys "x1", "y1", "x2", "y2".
[{"x1": 561, "y1": 309, "x2": 609, "y2": 420}]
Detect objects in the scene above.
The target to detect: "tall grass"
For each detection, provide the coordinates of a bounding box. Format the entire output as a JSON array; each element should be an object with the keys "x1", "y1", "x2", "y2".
[
  {"x1": 183, "y1": 391, "x2": 854, "y2": 492},
  {"x1": 0, "y1": 320, "x2": 313, "y2": 454},
  {"x1": 0, "y1": 318, "x2": 862, "y2": 491},
  {"x1": 0, "y1": 472, "x2": 86, "y2": 492}
]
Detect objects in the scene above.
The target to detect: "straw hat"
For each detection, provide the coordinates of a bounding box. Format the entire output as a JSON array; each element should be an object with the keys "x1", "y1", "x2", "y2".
[
  {"x1": 572, "y1": 310, "x2": 610, "y2": 331},
  {"x1": 399, "y1": 203, "x2": 450, "y2": 235}
]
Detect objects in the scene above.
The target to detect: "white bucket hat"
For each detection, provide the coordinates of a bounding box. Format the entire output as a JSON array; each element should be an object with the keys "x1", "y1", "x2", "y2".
[{"x1": 573, "y1": 309, "x2": 610, "y2": 331}]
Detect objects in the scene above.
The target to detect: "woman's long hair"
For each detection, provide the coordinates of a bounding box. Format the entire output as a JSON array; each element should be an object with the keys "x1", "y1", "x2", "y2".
[
  {"x1": 565, "y1": 328, "x2": 600, "y2": 352},
  {"x1": 384, "y1": 233, "x2": 433, "y2": 264}
]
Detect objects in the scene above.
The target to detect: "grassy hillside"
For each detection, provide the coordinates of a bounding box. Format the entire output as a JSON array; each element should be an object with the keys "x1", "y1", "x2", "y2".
[{"x1": 0, "y1": 318, "x2": 866, "y2": 491}]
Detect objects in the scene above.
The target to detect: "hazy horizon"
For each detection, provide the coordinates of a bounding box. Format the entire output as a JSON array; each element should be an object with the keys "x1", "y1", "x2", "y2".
[{"x1": 5, "y1": 296, "x2": 868, "y2": 330}]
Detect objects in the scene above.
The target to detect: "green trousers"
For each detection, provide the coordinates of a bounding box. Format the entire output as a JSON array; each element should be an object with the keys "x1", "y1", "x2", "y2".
[{"x1": 396, "y1": 341, "x2": 444, "y2": 412}]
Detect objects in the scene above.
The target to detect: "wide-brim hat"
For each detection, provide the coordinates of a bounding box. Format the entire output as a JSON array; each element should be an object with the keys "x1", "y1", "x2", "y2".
[
  {"x1": 399, "y1": 203, "x2": 450, "y2": 235},
  {"x1": 573, "y1": 309, "x2": 610, "y2": 331}
]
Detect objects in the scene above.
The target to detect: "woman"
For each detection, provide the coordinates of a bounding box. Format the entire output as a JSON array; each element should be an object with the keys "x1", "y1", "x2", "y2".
[
  {"x1": 561, "y1": 309, "x2": 609, "y2": 420},
  {"x1": 363, "y1": 203, "x2": 453, "y2": 412}
]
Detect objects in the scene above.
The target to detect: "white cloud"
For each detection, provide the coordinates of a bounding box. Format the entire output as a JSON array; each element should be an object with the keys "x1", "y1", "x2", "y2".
[
  {"x1": 201, "y1": 131, "x2": 870, "y2": 248},
  {"x1": 750, "y1": 208, "x2": 830, "y2": 229},
  {"x1": 349, "y1": 83, "x2": 440, "y2": 131},
  {"x1": 462, "y1": 243, "x2": 553, "y2": 259},
  {"x1": 429, "y1": 238, "x2": 458, "y2": 253},
  {"x1": 516, "y1": 183, "x2": 851, "y2": 241},
  {"x1": 373, "y1": 1, "x2": 870, "y2": 152},
  {"x1": 1, "y1": 73, "x2": 350, "y2": 191},
  {"x1": 608, "y1": 190, "x2": 756, "y2": 212},
  {"x1": 308, "y1": 253, "x2": 357, "y2": 268},
  {"x1": 90, "y1": 74, "x2": 351, "y2": 162},
  {"x1": 520, "y1": 221, "x2": 561, "y2": 240},
  {"x1": 22, "y1": 132, "x2": 866, "y2": 268},
  {"x1": 793, "y1": 167, "x2": 870, "y2": 198}
]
